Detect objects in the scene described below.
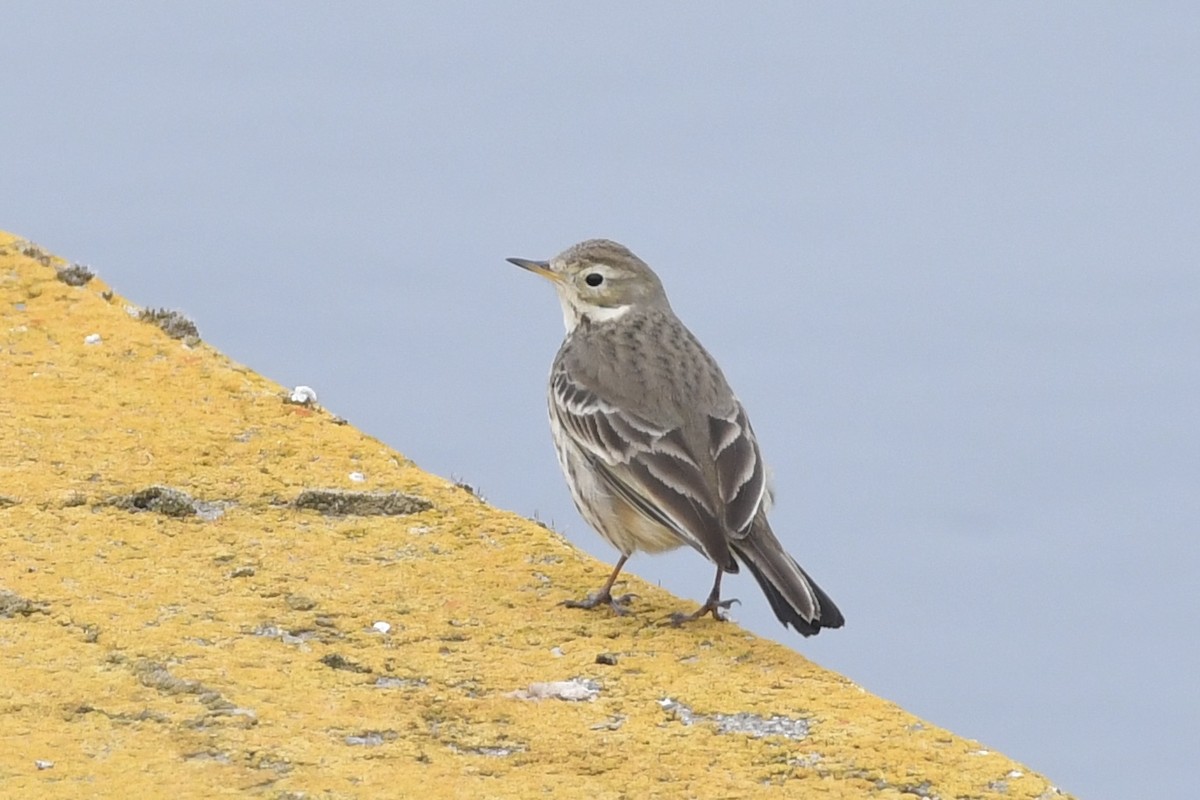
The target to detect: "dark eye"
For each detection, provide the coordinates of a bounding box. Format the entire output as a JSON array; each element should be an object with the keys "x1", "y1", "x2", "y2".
[{"x1": 585, "y1": 272, "x2": 604, "y2": 287}]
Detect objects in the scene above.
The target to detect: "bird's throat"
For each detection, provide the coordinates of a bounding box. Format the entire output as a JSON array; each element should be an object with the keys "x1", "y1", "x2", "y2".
[{"x1": 559, "y1": 298, "x2": 633, "y2": 333}]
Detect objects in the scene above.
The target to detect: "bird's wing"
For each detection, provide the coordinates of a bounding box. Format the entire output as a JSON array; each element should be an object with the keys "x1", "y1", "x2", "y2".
[
  {"x1": 550, "y1": 370, "x2": 731, "y2": 563},
  {"x1": 707, "y1": 401, "x2": 770, "y2": 539}
]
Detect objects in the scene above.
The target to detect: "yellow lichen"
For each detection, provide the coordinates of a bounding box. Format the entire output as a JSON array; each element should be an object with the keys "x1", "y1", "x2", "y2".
[{"x1": 0, "y1": 232, "x2": 1072, "y2": 799}]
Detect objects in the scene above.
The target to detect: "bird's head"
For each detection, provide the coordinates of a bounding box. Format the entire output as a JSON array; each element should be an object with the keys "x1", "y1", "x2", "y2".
[{"x1": 508, "y1": 239, "x2": 668, "y2": 330}]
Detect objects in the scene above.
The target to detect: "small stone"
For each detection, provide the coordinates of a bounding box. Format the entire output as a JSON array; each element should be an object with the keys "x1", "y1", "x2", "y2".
[
  {"x1": 285, "y1": 594, "x2": 317, "y2": 611},
  {"x1": 288, "y1": 386, "x2": 318, "y2": 405},
  {"x1": 508, "y1": 678, "x2": 600, "y2": 702}
]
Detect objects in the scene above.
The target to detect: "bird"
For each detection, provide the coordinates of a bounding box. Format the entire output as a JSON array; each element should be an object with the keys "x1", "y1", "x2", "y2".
[{"x1": 507, "y1": 239, "x2": 844, "y2": 636}]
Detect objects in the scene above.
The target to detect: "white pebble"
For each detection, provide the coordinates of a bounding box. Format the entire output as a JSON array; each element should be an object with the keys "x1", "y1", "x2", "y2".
[
  {"x1": 509, "y1": 678, "x2": 599, "y2": 702},
  {"x1": 349, "y1": 471, "x2": 366, "y2": 483},
  {"x1": 372, "y1": 621, "x2": 391, "y2": 634},
  {"x1": 84, "y1": 333, "x2": 102, "y2": 345},
  {"x1": 289, "y1": 385, "x2": 318, "y2": 405}
]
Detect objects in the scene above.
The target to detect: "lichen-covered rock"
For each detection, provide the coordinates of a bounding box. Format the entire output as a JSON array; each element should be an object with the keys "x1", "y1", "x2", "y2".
[{"x1": 0, "y1": 232, "x2": 1074, "y2": 799}]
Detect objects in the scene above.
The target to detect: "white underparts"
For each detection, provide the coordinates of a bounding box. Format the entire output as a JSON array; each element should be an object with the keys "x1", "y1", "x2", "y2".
[
  {"x1": 558, "y1": 294, "x2": 632, "y2": 332},
  {"x1": 584, "y1": 303, "x2": 633, "y2": 323}
]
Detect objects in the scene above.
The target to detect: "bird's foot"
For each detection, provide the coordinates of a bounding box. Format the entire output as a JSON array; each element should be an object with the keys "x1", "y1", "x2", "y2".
[
  {"x1": 562, "y1": 590, "x2": 638, "y2": 616},
  {"x1": 669, "y1": 597, "x2": 739, "y2": 626}
]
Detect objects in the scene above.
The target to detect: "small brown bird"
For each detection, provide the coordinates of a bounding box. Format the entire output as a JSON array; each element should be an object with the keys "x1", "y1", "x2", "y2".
[{"x1": 508, "y1": 239, "x2": 844, "y2": 636}]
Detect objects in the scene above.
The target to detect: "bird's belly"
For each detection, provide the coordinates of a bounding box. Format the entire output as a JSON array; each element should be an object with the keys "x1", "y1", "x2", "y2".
[
  {"x1": 552, "y1": 430, "x2": 686, "y2": 556},
  {"x1": 611, "y1": 504, "x2": 686, "y2": 553}
]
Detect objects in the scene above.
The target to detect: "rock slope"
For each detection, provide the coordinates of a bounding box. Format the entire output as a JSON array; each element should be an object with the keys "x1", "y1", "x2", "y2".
[{"x1": 0, "y1": 232, "x2": 1072, "y2": 799}]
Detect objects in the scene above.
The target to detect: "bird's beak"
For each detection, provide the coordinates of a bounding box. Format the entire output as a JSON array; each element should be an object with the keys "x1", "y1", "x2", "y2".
[{"x1": 507, "y1": 257, "x2": 562, "y2": 283}]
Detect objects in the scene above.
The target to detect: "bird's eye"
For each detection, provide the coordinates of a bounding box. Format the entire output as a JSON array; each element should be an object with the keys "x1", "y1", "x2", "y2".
[{"x1": 585, "y1": 272, "x2": 604, "y2": 287}]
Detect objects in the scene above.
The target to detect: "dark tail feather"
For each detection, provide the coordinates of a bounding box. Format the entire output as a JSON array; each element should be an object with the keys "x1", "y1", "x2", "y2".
[{"x1": 731, "y1": 529, "x2": 844, "y2": 637}]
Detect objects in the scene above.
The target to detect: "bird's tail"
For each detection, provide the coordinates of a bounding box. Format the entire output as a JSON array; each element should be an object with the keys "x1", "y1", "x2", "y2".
[{"x1": 731, "y1": 526, "x2": 844, "y2": 637}]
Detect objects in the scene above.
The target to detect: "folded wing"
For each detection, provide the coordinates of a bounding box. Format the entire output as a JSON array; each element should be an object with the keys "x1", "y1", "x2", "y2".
[{"x1": 550, "y1": 370, "x2": 735, "y2": 569}]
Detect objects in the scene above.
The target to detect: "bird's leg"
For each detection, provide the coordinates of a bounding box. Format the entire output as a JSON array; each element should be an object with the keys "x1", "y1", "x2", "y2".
[
  {"x1": 562, "y1": 555, "x2": 637, "y2": 615},
  {"x1": 670, "y1": 567, "x2": 739, "y2": 625}
]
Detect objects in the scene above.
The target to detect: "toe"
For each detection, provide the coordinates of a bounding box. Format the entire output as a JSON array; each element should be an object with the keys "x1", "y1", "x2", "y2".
[{"x1": 609, "y1": 594, "x2": 637, "y2": 615}]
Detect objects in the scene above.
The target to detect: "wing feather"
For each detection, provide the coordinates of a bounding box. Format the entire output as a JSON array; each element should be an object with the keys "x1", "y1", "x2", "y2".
[
  {"x1": 549, "y1": 370, "x2": 730, "y2": 563},
  {"x1": 709, "y1": 405, "x2": 768, "y2": 538}
]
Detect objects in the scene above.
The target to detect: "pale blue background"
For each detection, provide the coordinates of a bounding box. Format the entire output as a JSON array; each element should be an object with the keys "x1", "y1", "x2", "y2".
[{"x1": 5, "y1": 5, "x2": 1198, "y2": 798}]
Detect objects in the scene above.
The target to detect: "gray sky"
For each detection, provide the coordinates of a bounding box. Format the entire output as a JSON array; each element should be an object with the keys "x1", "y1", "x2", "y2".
[{"x1": 5, "y1": 4, "x2": 1198, "y2": 798}]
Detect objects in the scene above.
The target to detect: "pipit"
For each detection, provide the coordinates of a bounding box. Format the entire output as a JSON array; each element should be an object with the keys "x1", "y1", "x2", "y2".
[{"x1": 508, "y1": 239, "x2": 844, "y2": 636}]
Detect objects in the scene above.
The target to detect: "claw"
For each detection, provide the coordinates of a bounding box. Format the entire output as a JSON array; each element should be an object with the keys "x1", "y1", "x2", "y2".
[
  {"x1": 669, "y1": 596, "x2": 740, "y2": 626},
  {"x1": 560, "y1": 555, "x2": 634, "y2": 616},
  {"x1": 562, "y1": 591, "x2": 637, "y2": 616}
]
